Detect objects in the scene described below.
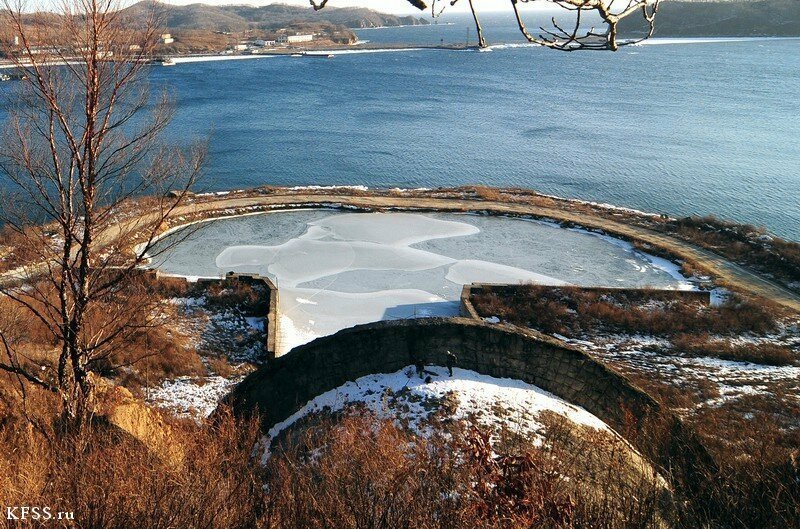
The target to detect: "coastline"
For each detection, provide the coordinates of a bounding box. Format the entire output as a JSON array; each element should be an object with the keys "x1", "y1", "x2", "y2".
[{"x1": 6, "y1": 36, "x2": 797, "y2": 71}]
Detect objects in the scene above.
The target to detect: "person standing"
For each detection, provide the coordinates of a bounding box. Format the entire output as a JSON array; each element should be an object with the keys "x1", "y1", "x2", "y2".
[
  {"x1": 415, "y1": 358, "x2": 425, "y2": 379},
  {"x1": 445, "y1": 350, "x2": 457, "y2": 377}
]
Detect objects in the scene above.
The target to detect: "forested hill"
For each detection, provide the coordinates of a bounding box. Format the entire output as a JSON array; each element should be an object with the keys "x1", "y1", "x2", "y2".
[
  {"x1": 121, "y1": 2, "x2": 430, "y2": 32},
  {"x1": 619, "y1": 0, "x2": 800, "y2": 37}
]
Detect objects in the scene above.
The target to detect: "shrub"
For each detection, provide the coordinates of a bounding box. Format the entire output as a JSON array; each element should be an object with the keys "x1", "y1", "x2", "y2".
[
  {"x1": 471, "y1": 285, "x2": 779, "y2": 338},
  {"x1": 672, "y1": 334, "x2": 796, "y2": 366}
]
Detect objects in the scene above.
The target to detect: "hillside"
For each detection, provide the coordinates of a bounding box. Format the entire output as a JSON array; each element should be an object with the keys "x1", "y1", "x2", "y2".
[
  {"x1": 619, "y1": 0, "x2": 800, "y2": 37},
  {"x1": 121, "y1": 1, "x2": 429, "y2": 32}
]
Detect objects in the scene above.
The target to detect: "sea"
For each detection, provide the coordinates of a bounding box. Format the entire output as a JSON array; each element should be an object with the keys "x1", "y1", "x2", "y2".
[{"x1": 1, "y1": 11, "x2": 798, "y2": 240}]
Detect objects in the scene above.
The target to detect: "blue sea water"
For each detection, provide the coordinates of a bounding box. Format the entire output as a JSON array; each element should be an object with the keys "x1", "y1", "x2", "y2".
[{"x1": 1, "y1": 12, "x2": 799, "y2": 240}]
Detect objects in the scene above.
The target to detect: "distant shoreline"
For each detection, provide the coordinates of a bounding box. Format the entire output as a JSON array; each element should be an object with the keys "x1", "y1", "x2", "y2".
[{"x1": 4, "y1": 36, "x2": 799, "y2": 70}]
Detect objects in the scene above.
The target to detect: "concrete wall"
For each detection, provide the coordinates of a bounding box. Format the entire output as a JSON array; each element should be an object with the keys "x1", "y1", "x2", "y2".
[
  {"x1": 214, "y1": 273, "x2": 279, "y2": 359},
  {"x1": 223, "y1": 317, "x2": 713, "y2": 484},
  {"x1": 152, "y1": 271, "x2": 279, "y2": 360}
]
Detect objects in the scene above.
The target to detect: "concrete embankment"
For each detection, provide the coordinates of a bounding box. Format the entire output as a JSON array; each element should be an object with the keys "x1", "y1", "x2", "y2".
[
  {"x1": 126, "y1": 191, "x2": 800, "y2": 313},
  {"x1": 224, "y1": 317, "x2": 715, "y2": 491},
  {"x1": 4, "y1": 189, "x2": 800, "y2": 312}
]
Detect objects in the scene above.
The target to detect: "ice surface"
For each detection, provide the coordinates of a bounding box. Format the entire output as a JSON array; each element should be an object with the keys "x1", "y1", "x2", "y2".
[
  {"x1": 276, "y1": 287, "x2": 458, "y2": 352},
  {"x1": 446, "y1": 259, "x2": 568, "y2": 286},
  {"x1": 308, "y1": 212, "x2": 479, "y2": 246},
  {"x1": 150, "y1": 210, "x2": 694, "y2": 353},
  {"x1": 216, "y1": 239, "x2": 454, "y2": 288}
]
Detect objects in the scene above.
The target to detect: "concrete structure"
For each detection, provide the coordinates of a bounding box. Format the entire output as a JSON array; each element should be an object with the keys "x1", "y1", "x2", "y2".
[
  {"x1": 146, "y1": 270, "x2": 279, "y2": 360},
  {"x1": 277, "y1": 34, "x2": 313, "y2": 44},
  {"x1": 224, "y1": 317, "x2": 714, "y2": 489},
  {"x1": 160, "y1": 33, "x2": 174, "y2": 44},
  {"x1": 198, "y1": 273, "x2": 279, "y2": 360}
]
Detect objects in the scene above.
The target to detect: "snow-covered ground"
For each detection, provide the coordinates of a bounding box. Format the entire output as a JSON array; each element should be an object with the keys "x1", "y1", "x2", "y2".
[
  {"x1": 145, "y1": 295, "x2": 265, "y2": 418},
  {"x1": 554, "y1": 331, "x2": 800, "y2": 411},
  {"x1": 148, "y1": 375, "x2": 241, "y2": 419},
  {"x1": 169, "y1": 296, "x2": 266, "y2": 364},
  {"x1": 149, "y1": 210, "x2": 695, "y2": 354},
  {"x1": 259, "y1": 365, "x2": 613, "y2": 463}
]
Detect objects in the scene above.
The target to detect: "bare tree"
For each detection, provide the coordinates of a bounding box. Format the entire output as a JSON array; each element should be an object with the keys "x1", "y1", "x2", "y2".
[
  {"x1": 0, "y1": 0, "x2": 204, "y2": 424},
  {"x1": 311, "y1": 0, "x2": 660, "y2": 50}
]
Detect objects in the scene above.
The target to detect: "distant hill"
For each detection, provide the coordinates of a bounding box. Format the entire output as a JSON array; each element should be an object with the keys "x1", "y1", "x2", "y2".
[
  {"x1": 121, "y1": 2, "x2": 430, "y2": 32},
  {"x1": 619, "y1": 0, "x2": 800, "y2": 37}
]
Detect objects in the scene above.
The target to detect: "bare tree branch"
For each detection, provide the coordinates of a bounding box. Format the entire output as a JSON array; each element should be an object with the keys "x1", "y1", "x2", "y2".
[
  {"x1": 0, "y1": 0, "x2": 204, "y2": 424},
  {"x1": 310, "y1": 0, "x2": 659, "y2": 50}
]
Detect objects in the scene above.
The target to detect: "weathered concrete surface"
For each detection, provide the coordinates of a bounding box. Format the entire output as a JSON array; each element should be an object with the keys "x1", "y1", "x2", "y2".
[
  {"x1": 223, "y1": 317, "x2": 713, "y2": 486},
  {"x1": 4, "y1": 191, "x2": 799, "y2": 311}
]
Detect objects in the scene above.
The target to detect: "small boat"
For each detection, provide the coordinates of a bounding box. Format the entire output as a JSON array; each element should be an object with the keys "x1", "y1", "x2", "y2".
[
  {"x1": 0, "y1": 74, "x2": 10, "y2": 82},
  {"x1": 290, "y1": 53, "x2": 303, "y2": 58},
  {"x1": 303, "y1": 52, "x2": 335, "y2": 59},
  {"x1": 160, "y1": 57, "x2": 176, "y2": 66}
]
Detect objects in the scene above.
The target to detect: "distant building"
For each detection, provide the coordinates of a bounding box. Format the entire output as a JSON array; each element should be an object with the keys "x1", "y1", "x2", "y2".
[
  {"x1": 250, "y1": 39, "x2": 276, "y2": 47},
  {"x1": 233, "y1": 44, "x2": 247, "y2": 51},
  {"x1": 160, "y1": 33, "x2": 174, "y2": 44},
  {"x1": 277, "y1": 34, "x2": 313, "y2": 44}
]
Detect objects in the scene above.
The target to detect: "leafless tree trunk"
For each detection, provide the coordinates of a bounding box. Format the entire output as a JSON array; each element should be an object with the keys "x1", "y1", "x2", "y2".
[
  {"x1": 0, "y1": 0, "x2": 204, "y2": 425},
  {"x1": 467, "y1": 0, "x2": 486, "y2": 48}
]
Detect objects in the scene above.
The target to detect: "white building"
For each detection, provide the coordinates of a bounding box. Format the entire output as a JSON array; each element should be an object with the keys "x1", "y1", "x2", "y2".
[
  {"x1": 160, "y1": 33, "x2": 174, "y2": 44},
  {"x1": 277, "y1": 34, "x2": 313, "y2": 44},
  {"x1": 288, "y1": 34, "x2": 313, "y2": 44}
]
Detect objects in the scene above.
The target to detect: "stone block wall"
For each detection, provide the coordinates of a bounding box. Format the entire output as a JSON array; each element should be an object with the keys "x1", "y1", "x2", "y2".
[{"x1": 223, "y1": 317, "x2": 718, "y2": 479}]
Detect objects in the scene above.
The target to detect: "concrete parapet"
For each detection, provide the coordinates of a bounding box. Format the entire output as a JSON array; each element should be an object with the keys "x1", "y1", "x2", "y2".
[{"x1": 222, "y1": 317, "x2": 714, "y2": 487}]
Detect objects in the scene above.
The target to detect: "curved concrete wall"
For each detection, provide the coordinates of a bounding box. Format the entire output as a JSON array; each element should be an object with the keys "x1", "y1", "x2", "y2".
[
  {"x1": 225, "y1": 318, "x2": 714, "y2": 487},
  {"x1": 227, "y1": 318, "x2": 717, "y2": 491},
  {"x1": 226, "y1": 318, "x2": 679, "y2": 450}
]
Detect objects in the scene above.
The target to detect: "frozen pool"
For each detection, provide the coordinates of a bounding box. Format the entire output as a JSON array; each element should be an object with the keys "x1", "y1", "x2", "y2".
[{"x1": 148, "y1": 210, "x2": 693, "y2": 353}]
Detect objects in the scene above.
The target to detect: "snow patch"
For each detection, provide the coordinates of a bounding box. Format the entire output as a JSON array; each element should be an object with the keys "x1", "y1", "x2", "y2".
[
  {"x1": 259, "y1": 365, "x2": 611, "y2": 464},
  {"x1": 148, "y1": 375, "x2": 241, "y2": 419}
]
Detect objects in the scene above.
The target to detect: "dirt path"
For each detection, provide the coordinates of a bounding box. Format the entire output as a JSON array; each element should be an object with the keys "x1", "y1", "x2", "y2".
[{"x1": 9, "y1": 192, "x2": 800, "y2": 313}]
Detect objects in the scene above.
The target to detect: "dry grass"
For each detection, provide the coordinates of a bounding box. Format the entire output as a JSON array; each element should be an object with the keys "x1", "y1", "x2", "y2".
[
  {"x1": 0, "y1": 369, "x2": 797, "y2": 529},
  {"x1": 0, "y1": 404, "x2": 269, "y2": 529},
  {"x1": 263, "y1": 410, "x2": 673, "y2": 529},
  {"x1": 472, "y1": 285, "x2": 779, "y2": 338},
  {"x1": 670, "y1": 215, "x2": 800, "y2": 289},
  {"x1": 672, "y1": 334, "x2": 796, "y2": 366},
  {"x1": 0, "y1": 386, "x2": 670, "y2": 529}
]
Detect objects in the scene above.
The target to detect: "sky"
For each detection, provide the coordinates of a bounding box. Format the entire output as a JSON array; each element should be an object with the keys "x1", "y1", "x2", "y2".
[{"x1": 161, "y1": 0, "x2": 511, "y2": 15}]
